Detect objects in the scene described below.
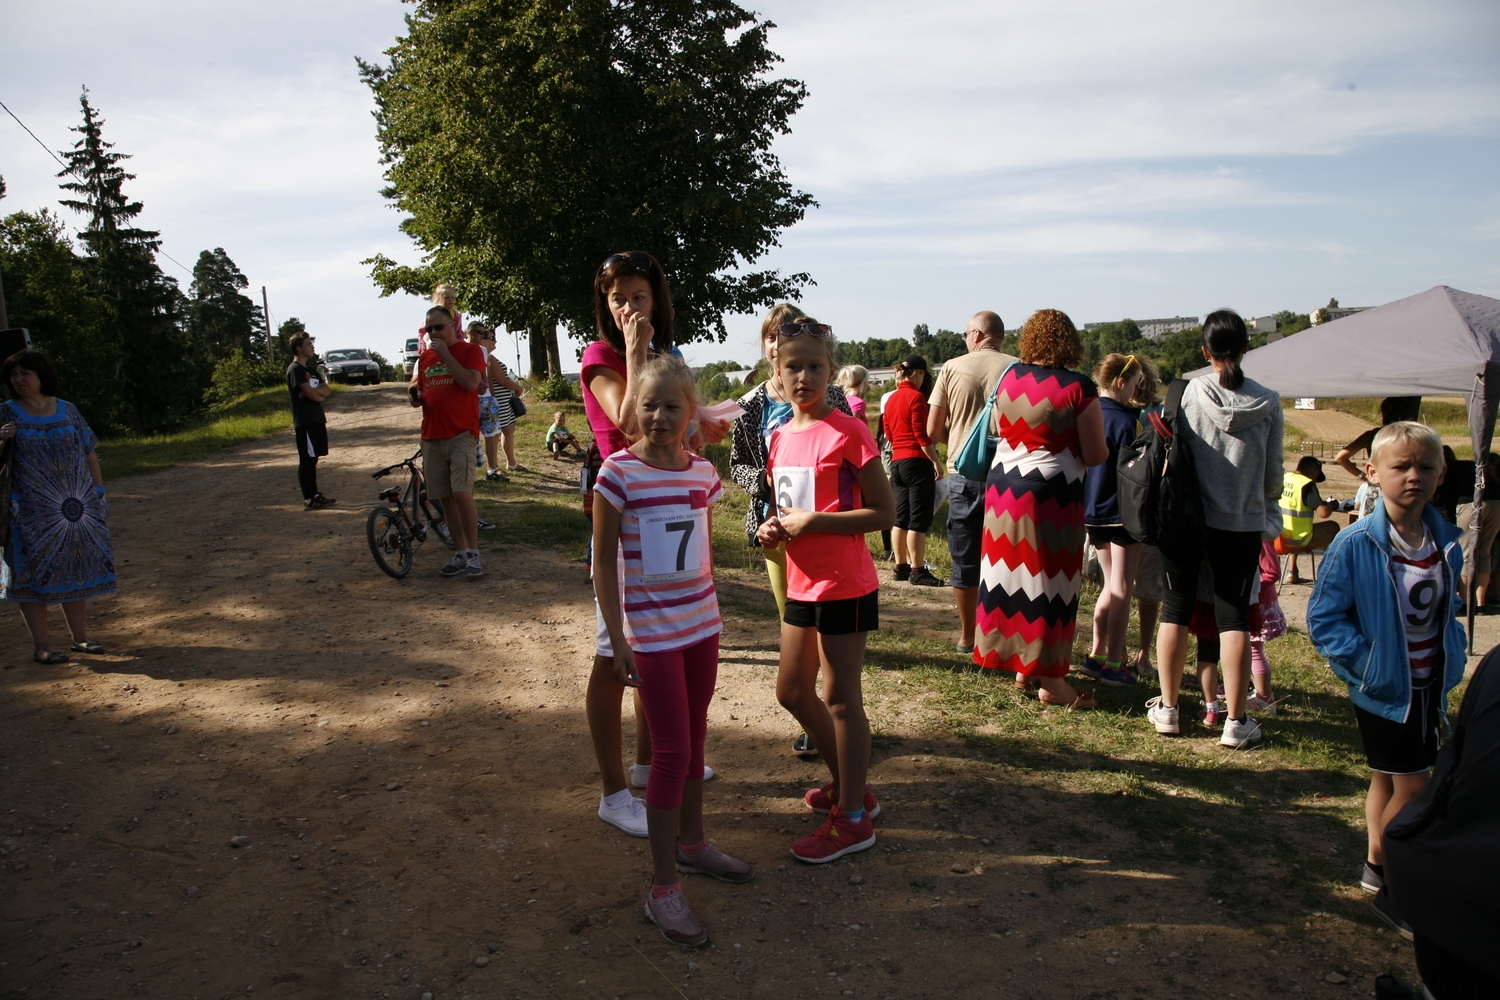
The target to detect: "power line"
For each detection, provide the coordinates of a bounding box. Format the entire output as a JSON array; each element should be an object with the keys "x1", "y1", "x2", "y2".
[{"x1": 0, "y1": 96, "x2": 192, "y2": 277}]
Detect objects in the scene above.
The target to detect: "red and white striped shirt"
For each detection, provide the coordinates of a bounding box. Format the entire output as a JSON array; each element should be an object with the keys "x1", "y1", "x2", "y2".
[
  {"x1": 1388, "y1": 525, "x2": 1444, "y2": 684},
  {"x1": 593, "y1": 450, "x2": 723, "y2": 653}
]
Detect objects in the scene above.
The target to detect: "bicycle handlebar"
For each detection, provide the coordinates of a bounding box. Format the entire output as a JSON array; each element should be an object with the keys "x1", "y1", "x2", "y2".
[{"x1": 371, "y1": 448, "x2": 426, "y2": 479}]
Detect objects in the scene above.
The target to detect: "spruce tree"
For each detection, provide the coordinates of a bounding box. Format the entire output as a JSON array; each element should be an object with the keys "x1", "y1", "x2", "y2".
[
  {"x1": 189, "y1": 247, "x2": 266, "y2": 362},
  {"x1": 58, "y1": 89, "x2": 191, "y2": 432}
]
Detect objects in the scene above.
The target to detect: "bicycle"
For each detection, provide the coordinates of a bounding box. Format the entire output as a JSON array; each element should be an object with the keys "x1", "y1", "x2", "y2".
[{"x1": 366, "y1": 448, "x2": 455, "y2": 578}]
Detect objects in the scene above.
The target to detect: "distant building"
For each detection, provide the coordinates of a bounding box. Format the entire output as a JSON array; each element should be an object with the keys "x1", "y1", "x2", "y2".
[
  {"x1": 1251, "y1": 315, "x2": 1277, "y2": 334},
  {"x1": 1083, "y1": 316, "x2": 1200, "y2": 341},
  {"x1": 1311, "y1": 306, "x2": 1371, "y2": 325}
]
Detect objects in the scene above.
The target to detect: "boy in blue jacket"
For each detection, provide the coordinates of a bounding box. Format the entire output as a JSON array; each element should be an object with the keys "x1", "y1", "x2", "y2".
[{"x1": 1308, "y1": 421, "x2": 1467, "y2": 938}]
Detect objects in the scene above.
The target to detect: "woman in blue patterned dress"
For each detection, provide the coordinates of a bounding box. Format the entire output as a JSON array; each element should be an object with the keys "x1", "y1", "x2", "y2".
[{"x1": 1, "y1": 350, "x2": 115, "y2": 664}]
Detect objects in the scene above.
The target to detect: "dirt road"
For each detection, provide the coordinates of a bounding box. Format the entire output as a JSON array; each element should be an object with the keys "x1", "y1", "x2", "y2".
[{"x1": 1, "y1": 386, "x2": 1406, "y2": 998}]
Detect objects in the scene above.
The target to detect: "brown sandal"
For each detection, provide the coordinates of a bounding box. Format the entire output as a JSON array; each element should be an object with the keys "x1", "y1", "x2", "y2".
[{"x1": 1038, "y1": 685, "x2": 1097, "y2": 709}]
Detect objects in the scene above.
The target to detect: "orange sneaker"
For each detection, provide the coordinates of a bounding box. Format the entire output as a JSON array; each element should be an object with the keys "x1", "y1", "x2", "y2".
[
  {"x1": 790, "y1": 805, "x2": 876, "y2": 864},
  {"x1": 801, "y1": 783, "x2": 881, "y2": 819}
]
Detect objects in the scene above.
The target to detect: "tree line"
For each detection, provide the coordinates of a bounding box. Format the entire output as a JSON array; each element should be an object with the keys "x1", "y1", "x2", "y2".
[{"x1": 0, "y1": 92, "x2": 290, "y2": 436}]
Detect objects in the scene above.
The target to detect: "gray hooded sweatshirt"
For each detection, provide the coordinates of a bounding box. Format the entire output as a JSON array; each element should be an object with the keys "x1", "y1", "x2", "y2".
[{"x1": 1181, "y1": 373, "x2": 1284, "y2": 535}]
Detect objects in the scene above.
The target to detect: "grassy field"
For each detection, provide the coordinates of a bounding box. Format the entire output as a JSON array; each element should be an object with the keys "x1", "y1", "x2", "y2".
[
  {"x1": 476, "y1": 399, "x2": 1471, "y2": 937},
  {"x1": 95, "y1": 385, "x2": 343, "y2": 479}
]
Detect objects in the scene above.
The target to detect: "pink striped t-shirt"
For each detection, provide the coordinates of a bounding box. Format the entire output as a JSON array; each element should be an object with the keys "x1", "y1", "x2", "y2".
[{"x1": 593, "y1": 450, "x2": 724, "y2": 653}]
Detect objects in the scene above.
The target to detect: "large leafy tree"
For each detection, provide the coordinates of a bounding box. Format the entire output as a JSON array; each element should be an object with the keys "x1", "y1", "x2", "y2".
[
  {"x1": 359, "y1": 0, "x2": 814, "y2": 376},
  {"x1": 58, "y1": 90, "x2": 192, "y2": 432}
]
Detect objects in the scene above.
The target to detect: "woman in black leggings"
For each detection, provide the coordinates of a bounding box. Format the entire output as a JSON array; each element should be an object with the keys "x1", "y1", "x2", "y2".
[{"x1": 1146, "y1": 311, "x2": 1284, "y2": 749}]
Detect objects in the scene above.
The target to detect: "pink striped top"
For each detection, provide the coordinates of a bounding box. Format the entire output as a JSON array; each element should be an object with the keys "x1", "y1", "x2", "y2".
[{"x1": 593, "y1": 450, "x2": 724, "y2": 653}]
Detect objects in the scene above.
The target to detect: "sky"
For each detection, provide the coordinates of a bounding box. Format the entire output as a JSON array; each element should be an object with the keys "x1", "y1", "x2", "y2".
[{"x1": 2, "y1": 0, "x2": 1497, "y2": 374}]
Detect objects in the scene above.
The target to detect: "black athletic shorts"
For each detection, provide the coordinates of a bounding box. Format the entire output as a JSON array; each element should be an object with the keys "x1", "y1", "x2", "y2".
[
  {"x1": 890, "y1": 458, "x2": 936, "y2": 533},
  {"x1": 784, "y1": 589, "x2": 879, "y2": 636},
  {"x1": 1086, "y1": 524, "x2": 1137, "y2": 548},
  {"x1": 1355, "y1": 681, "x2": 1442, "y2": 775},
  {"x1": 295, "y1": 424, "x2": 329, "y2": 459}
]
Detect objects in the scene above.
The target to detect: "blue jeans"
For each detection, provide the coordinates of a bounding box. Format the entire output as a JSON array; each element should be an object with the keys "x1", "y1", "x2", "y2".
[{"x1": 946, "y1": 476, "x2": 986, "y2": 588}]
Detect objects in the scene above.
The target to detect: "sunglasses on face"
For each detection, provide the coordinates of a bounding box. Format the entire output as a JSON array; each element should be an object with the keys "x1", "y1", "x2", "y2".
[
  {"x1": 423, "y1": 323, "x2": 450, "y2": 334},
  {"x1": 600, "y1": 252, "x2": 656, "y2": 274},
  {"x1": 777, "y1": 322, "x2": 833, "y2": 338}
]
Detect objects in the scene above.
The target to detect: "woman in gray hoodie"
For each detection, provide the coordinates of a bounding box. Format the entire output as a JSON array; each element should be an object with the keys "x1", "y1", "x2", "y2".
[{"x1": 1146, "y1": 310, "x2": 1283, "y2": 749}]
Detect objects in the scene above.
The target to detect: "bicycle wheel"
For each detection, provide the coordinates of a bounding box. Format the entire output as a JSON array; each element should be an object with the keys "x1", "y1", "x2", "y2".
[
  {"x1": 430, "y1": 516, "x2": 456, "y2": 550},
  {"x1": 367, "y1": 506, "x2": 413, "y2": 578}
]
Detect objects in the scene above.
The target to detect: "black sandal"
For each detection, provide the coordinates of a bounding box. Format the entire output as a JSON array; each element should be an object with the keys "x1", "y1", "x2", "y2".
[
  {"x1": 70, "y1": 641, "x2": 105, "y2": 654},
  {"x1": 34, "y1": 651, "x2": 70, "y2": 665}
]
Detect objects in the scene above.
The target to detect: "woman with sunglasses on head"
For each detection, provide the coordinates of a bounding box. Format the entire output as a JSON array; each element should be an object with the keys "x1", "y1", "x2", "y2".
[
  {"x1": 729, "y1": 304, "x2": 854, "y2": 759},
  {"x1": 468, "y1": 324, "x2": 525, "y2": 481},
  {"x1": 583, "y1": 251, "x2": 729, "y2": 838},
  {"x1": 758, "y1": 321, "x2": 895, "y2": 862}
]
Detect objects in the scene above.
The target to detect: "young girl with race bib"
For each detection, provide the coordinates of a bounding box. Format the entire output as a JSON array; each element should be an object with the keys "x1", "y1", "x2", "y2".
[
  {"x1": 758, "y1": 324, "x2": 896, "y2": 863},
  {"x1": 593, "y1": 355, "x2": 753, "y2": 947}
]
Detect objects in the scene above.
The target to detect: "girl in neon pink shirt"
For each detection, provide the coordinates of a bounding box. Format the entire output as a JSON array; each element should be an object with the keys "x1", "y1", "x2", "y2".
[
  {"x1": 594, "y1": 355, "x2": 753, "y2": 947},
  {"x1": 758, "y1": 328, "x2": 896, "y2": 864}
]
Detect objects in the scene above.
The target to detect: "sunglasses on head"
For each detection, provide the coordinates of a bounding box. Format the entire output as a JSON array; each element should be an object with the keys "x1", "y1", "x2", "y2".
[
  {"x1": 777, "y1": 322, "x2": 833, "y2": 339},
  {"x1": 600, "y1": 252, "x2": 657, "y2": 274}
]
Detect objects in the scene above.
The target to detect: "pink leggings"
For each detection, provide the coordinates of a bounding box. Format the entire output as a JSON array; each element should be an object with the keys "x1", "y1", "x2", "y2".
[
  {"x1": 1250, "y1": 640, "x2": 1270, "y2": 676},
  {"x1": 635, "y1": 634, "x2": 719, "y2": 810}
]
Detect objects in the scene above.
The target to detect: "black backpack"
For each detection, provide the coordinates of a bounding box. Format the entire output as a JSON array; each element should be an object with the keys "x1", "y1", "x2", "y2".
[{"x1": 1117, "y1": 378, "x2": 1204, "y2": 547}]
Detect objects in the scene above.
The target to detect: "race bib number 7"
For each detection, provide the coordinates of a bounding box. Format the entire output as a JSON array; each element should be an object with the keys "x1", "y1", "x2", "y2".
[
  {"x1": 641, "y1": 509, "x2": 709, "y2": 582},
  {"x1": 774, "y1": 466, "x2": 815, "y2": 512}
]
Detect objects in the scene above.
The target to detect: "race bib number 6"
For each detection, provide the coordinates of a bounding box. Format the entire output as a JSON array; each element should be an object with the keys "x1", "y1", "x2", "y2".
[
  {"x1": 641, "y1": 509, "x2": 709, "y2": 582},
  {"x1": 774, "y1": 466, "x2": 816, "y2": 512}
]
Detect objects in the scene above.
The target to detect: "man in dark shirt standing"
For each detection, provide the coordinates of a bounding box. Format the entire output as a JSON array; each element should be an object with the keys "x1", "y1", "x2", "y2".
[{"x1": 287, "y1": 332, "x2": 335, "y2": 510}]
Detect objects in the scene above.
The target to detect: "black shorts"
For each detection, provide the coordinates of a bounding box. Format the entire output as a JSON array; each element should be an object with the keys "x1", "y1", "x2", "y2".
[
  {"x1": 1354, "y1": 682, "x2": 1442, "y2": 775},
  {"x1": 784, "y1": 589, "x2": 879, "y2": 635},
  {"x1": 1087, "y1": 524, "x2": 1137, "y2": 548},
  {"x1": 890, "y1": 458, "x2": 936, "y2": 533},
  {"x1": 295, "y1": 424, "x2": 329, "y2": 459}
]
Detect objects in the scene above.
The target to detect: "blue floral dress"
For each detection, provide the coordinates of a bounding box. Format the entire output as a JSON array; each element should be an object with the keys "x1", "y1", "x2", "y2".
[{"x1": 1, "y1": 398, "x2": 116, "y2": 603}]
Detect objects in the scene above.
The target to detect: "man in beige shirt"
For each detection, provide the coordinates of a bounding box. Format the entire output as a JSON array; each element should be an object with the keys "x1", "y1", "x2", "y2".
[{"x1": 927, "y1": 311, "x2": 1017, "y2": 653}]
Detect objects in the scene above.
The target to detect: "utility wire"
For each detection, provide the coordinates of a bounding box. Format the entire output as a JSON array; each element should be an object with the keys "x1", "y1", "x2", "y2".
[{"x1": 0, "y1": 96, "x2": 193, "y2": 278}]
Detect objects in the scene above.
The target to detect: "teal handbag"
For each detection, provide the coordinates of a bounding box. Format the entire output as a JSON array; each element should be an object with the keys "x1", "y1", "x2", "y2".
[{"x1": 950, "y1": 363, "x2": 1015, "y2": 481}]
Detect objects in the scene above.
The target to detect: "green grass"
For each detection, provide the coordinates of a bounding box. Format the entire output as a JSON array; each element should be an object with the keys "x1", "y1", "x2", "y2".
[{"x1": 95, "y1": 385, "x2": 342, "y2": 479}]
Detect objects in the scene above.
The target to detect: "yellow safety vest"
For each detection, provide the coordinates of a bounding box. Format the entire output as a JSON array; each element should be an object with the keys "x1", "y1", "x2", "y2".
[{"x1": 1280, "y1": 472, "x2": 1314, "y2": 547}]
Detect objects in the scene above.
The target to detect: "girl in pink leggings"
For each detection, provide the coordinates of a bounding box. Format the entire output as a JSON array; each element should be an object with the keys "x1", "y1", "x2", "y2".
[{"x1": 592, "y1": 354, "x2": 753, "y2": 948}]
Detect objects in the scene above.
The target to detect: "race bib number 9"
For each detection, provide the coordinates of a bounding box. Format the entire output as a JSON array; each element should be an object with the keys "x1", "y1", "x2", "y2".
[
  {"x1": 774, "y1": 466, "x2": 815, "y2": 512},
  {"x1": 641, "y1": 509, "x2": 709, "y2": 582}
]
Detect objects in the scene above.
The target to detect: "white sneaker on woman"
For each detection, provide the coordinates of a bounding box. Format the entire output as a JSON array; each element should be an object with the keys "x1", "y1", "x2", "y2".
[
  {"x1": 1145, "y1": 696, "x2": 1179, "y2": 735},
  {"x1": 598, "y1": 793, "x2": 648, "y2": 837},
  {"x1": 1220, "y1": 716, "x2": 1264, "y2": 749}
]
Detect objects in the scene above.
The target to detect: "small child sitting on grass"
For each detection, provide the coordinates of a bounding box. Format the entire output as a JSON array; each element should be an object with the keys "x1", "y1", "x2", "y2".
[
  {"x1": 1308, "y1": 421, "x2": 1467, "y2": 941},
  {"x1": 546, "y1": 411, "x2": 586, "y2": 459}
]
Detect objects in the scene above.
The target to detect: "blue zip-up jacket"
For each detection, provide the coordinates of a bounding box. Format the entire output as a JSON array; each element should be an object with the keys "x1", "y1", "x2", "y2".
[{"x1": 1307, "y1": 500, "x2": 1467, "y2": 722}]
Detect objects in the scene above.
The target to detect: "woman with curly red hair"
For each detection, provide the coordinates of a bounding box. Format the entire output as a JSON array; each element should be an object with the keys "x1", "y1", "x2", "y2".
[{"x1": 973, "y1": 310, "x2": 1108, "y2": 706}]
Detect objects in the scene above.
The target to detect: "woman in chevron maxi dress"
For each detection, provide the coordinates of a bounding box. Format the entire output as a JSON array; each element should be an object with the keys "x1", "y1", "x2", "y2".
[{"x1": 973, "y1": 310, "x2": 1108, "y2": 707}]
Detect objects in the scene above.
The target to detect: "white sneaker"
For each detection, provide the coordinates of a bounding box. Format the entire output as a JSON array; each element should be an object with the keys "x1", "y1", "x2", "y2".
[
  {"x1": 1145, "y1": 696, "x2": 1179, "y2": 735},
  {"x1": 630, "y1": 763, "x2": 716, "y2": 789},
  {"x1": 598, "y1": 793, "x2": 649, "y2": 837},
  {"x1": 1246, "y1": 692, "x2": 1278, "y2": 716},
  {"x1": 1220, "y1": 716, "x2": 1264, "y2": 749}
]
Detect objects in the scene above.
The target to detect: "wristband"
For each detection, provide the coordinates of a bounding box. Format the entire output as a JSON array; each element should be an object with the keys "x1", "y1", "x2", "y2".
[{"x1": 94, "y1": 485, "x2": 105, "y2": 496}]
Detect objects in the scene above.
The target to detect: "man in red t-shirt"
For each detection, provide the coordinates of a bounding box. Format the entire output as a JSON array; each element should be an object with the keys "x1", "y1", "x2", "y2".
[{"x1": 410, "y1": 305, "x2": 486, "y2": 577}]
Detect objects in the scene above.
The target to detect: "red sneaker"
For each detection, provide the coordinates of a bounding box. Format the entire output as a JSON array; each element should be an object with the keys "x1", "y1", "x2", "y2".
[
  {"x1": 802, "y1": 782, "x2": 881, "y2": 819},
  {"x1": 790, "y1": 805, "x2": 876, "y2": 864}
]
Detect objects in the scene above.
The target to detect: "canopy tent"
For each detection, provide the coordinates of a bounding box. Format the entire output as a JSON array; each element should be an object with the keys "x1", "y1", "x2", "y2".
[{"x1": 1190, "y1": 285, "x2": 1500, "y2": 648}]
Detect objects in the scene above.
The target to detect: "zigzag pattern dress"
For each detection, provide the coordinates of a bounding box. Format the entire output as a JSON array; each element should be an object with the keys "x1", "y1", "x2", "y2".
[{"x1": 974, "y1": 365, "x2": 1097, "y2": 677}]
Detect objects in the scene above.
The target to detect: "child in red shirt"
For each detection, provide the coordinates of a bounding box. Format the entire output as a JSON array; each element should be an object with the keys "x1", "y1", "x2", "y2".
[{"x1": 758, "y1": 325, "x2": 896, "y2": 863}]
